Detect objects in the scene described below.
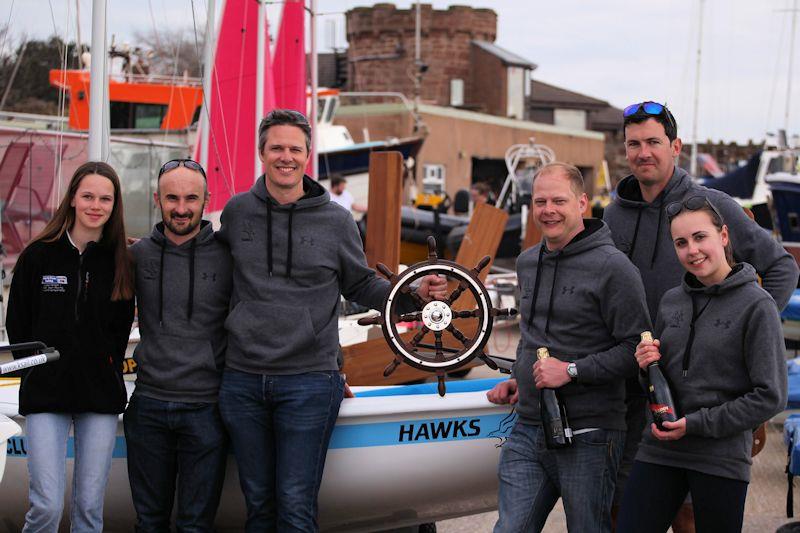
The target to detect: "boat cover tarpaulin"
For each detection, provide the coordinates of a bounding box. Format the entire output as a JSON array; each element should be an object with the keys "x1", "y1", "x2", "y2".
[
  {"x1": 784, "y1": 290, "x2": 800, "y2": 322},
  {"x1": 698, "y1": 151, "x2": 761, "y2": 200},
  {"x1": 785, "y1": 358, "x2": 800, "y2": 409}
]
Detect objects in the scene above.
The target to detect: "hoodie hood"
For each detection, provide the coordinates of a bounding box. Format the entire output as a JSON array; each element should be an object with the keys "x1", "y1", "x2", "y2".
[
  {"x1": 613, "y1": 167, "x2": 694, "y2": 269},
  {"x1": 149, "y1": 220, "x2": 215, "y2": 323},
  {"x1": 526, "y1": 218, "x2": 612, "y2": 331},
  {"x1": 250, "y1": 175, "x2": 329, "y2": 278}
]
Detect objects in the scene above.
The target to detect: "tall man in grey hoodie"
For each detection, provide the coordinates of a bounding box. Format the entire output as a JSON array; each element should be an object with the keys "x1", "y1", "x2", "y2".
[
  {"x1": 488, "y1": 163, "x2": 651, "y2": 532},
  {"x1": 217, "y1": 109, "x2": 446, "y2": 532},
  {"x1": 603, "y1": 101, "x2": 799, "y2": 523},
  {"x1": 125, "y1": 159, "x2": 233, "y2": 531}
]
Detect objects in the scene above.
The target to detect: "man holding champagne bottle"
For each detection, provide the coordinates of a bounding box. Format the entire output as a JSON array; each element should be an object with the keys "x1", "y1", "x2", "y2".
[{"x1": 487, "y1": 163, "x2": 650, "y2": 533}]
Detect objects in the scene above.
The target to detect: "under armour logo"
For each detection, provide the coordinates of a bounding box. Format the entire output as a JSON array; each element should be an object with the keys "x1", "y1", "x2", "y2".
[
  {"x1": 201, "y1": 272, "x2": 217, "y2": 282},
  {"x1": 142, "y1": 260, "x2": 159, "y2": 280},
  {"x1": 300, "y1": 236, "x2": 314, "y2": 246},
  {"x1": 561, "y1": 285, "x2": 575, "y2": 295},
  {"x1": 669, "y1": 310, "x2": 685, "y2": 328},
  {"x1": 713, "y1": 319, "x2": 731, "y2": 330}
]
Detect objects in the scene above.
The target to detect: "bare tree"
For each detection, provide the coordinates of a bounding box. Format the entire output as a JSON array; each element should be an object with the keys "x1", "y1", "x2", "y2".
[{"x1": 132, "y1": 26, "x2": 205, "y2": 79}]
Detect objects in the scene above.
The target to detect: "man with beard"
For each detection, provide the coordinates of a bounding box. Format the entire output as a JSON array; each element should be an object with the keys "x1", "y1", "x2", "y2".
[{"x1": 125, "y1": 159, "x2": 233, "y2": 531}]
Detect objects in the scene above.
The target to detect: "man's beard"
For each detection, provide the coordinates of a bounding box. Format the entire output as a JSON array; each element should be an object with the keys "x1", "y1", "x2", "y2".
[{"x1": 162, "y1": 209, "x2": 202, "y2": 236}]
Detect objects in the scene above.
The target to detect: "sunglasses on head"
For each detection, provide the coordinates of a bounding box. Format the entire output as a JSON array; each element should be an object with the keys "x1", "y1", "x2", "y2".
[
  {"x1": 158, "y1": 159, "x2": 206, "y2": 179},
  {"x1": 623, "y1": 101, "x2": 676, "y2": 131},
  {"x1": 665, "y1": 195, "x2": 723, "y2": 221}
]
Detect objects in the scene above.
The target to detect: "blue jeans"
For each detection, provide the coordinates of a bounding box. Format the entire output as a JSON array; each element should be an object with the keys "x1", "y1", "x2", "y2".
[
  {"x1": 218, "y1": 369, "x2": 344, "y2": 533},
  {"x1": 494, "y1": 422, "x2": 625, "y2": 533},
  {"x1": 23, "y1": 412, "x2": 118, "y2": 533},
  {"x1": 123, "y1": 394, "x2": 227, "y2": 533}
]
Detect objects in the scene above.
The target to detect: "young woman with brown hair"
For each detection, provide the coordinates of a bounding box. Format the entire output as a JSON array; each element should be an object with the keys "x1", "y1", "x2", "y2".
[{"x1": 7, "y1": 161, "x2": 135, "y2": 532}]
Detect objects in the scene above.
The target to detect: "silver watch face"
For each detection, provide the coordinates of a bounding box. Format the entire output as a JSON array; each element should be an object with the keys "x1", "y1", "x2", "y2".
[{"x1": 567, "y1": 364, "x2": 577, "y2": 378}]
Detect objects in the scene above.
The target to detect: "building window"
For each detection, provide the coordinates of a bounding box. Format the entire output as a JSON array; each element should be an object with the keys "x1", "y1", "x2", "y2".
[
  {"x1": 450, "y1": 79, "x2": 464, "y2": 107},
  {"x1": 554, "y1": 109, "x2": 587, "y2": 130}
]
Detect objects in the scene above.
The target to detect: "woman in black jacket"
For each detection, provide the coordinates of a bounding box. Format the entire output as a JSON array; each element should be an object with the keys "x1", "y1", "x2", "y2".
[{"x1": 7, "y1": 161, "x2": 135, "y2": 532}]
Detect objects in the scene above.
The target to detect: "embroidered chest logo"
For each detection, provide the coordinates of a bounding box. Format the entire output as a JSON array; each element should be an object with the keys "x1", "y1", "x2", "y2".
[
  {"x1": 41, "y1": 275, "x2": 68, "y2": 293},
  {"x1": 142, "y1": 260, "x2": 159, "y2": 280},
  {"x1": 299, "y1": 235, "x2": 314, "y2": 246},
  {"x1": 668, "y1": 310, "x2": 685, "y2": 328},
  {"x1": 241, "y1": 221, "x2": 255, "y2": 242},
  {"x1": 561, "y1": 285, "x2": 575, "y2": 296},
  {"x1": 202, "y1": 272, "x2": 217, "y2": 282},
  {"x1": 713, "y1": 318, "x2": 731, "y2": 330}
]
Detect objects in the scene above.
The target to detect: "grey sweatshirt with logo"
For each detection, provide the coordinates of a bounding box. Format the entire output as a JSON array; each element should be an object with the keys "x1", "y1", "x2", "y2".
[
  {"x1": 513, "y1": 219, "x2": 652, "y2": 430},
  {"x1": 218, "y1": 175, "x2": 391, "y2": 375},
  {"x1": 603, "y1": 167, "x2": 798, "y2": 321},
  {"x1": 636, "y1": 264, "x2": 788, "y2": 482},
  {"x1": 131, "y1": 221, "x2": 233, "y2": 402}
]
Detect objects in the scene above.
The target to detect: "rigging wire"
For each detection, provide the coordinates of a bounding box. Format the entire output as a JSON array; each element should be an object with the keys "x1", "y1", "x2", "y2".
[{"x1": 766, "y1": 5, "x2": 789, "y2": 133}]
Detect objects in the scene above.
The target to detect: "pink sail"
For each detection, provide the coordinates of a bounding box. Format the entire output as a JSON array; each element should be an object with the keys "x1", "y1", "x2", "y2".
[
  {"x1": 195, "y1": 0, "x2": 276, "y2": 212},
  {"x1": 272, "y1": 0, "x2": 306, "y2": 113}
]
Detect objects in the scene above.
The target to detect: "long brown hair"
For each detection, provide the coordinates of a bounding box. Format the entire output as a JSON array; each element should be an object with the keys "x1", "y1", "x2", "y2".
[{"x1": 18, "y1": 161, "x2": 134, "y2": 301}]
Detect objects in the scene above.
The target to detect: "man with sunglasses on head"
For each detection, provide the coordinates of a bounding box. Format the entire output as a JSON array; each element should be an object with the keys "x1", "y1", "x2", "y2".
[
  {"x1": 603, "y1": 101, "x2": 798, "y2": 528},
  {"x1": 216, "y1": 109, "x2": 447, "y2": 532},
  {"x1": 125, "y1": 159, "x2": 233, "y2": 531}
]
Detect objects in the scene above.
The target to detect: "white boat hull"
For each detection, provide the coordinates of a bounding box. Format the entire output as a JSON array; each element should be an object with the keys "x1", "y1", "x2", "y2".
[{"x1": 0, "y1": 378, "x2": 514, "y2": 531}]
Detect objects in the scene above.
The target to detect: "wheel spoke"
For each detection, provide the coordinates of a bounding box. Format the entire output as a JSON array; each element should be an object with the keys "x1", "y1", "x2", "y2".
[
  {"x1": 400, "y1": 285, "x2": 427, "y2": 309},
  {"x1": 446, "y1": 324, "x2": 471, "y2": 347},
  {"x1": 452, "y1": 309, "x2": 480, "y2": 319},
  {"x1": 409, "y1": 325, "x2": 430, "y2": 347},
  {"x1": 398, "y1": 311, "x2": 422, "y2": 322},
  {"x1": 434, "y1": 331, "x2": 445, "y2": 361},
  {"x1": 445, "y1": 280, "x2": 470, "y2": 306}
]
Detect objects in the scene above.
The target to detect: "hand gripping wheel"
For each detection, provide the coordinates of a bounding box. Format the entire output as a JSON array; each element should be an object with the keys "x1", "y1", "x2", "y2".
[{"x1": 358, "y1": 236, "x2": 517, "y2": 396}]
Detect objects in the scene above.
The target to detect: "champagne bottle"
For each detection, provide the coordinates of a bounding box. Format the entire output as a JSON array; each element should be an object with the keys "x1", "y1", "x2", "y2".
[
  {"x1": 641, "y1": 331, "x2": 680, "y2": 430},
  {"x1": 537, "y1": 347, "x2": 572, "y2": 449}
]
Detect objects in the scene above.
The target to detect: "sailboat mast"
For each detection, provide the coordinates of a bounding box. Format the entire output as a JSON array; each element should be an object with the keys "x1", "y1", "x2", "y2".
[
  {"x1": 786, "y1": 0, "x2": 797, "y2": 132},
  {"x1": 310, "y1": 0, "x2": 318, "y2": 179},
  {"x1": 200, "y1": 0, "x2": 215, "y2": 170},
  {"x1": 256, "y1": 0, "x2": 266, "y2": 179},
  {"x1": 88, "y1": 0, "x2": 109, "y2": 161},
  {"x1": 690, "y1": 0, "x2": 704, "y2": 177}
]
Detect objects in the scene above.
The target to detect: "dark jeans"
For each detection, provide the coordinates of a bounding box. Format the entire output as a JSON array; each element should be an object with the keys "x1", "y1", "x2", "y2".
[
  {"x1": 123, "y1": 394, "x2": 227, "y2": 533},
  {"x1": 617, "y1": 461, "x2": 749, "y2": 533},
  {"x1": 493, "y1": 422, "x2": 625, "y2": 533},
  {"x1": 218, "y1": 368, "x2": 344, "y2": 533}
]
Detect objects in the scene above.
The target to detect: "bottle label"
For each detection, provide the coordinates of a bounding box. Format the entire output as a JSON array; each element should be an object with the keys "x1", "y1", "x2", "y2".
[{"x1": 649, "y1": 403, "x2": 674, "y2": 415}]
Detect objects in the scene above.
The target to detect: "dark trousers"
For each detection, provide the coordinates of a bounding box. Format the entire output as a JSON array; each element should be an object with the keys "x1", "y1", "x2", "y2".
[
  {"x1": 124, "y1": 394, "x2": 228, "y2": 533},
  {"x1": 218, "y1": 369, "x2": 344, "y2": 533},
  {"x1": 617, "y1": 461, "x2": 748, "y2": 533}
]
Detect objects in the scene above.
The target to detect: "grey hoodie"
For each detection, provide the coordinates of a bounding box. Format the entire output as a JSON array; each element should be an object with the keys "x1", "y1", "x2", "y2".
[
  {"x1": 131, "y1": 221, "x2": 233, "y2": 403},
  {"x1": 513, "y1": 219, "x2": 652, "y2": 430},
  {"x1": 636, "y1": 263, "x2": 788, "y2": 482},
  {"x1": 604, "y1": 167, "x2": 798, "y2": 320},
  {"x1": 218, "y1": 175, "x2": 390, "y2": 375}
]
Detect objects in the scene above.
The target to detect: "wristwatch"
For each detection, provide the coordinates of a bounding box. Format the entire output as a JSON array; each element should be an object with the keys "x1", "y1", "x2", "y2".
[{"x1": 566, "y1": 363, "x2": 578, "y2": 381}]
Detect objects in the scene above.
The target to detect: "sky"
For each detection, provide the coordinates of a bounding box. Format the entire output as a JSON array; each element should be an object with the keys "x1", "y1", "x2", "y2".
[{"x1": 3, "y1": 0, "x2": 798, "y2": 144}]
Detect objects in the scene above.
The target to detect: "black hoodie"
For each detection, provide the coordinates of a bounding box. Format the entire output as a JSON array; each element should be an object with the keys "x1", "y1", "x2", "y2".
[
  {"x1": 604, "y1": 167, "x2": 798, "y2": 320},
  {"x1": 514, "y1": 219, "x2": 651, "y2": 430},
  {"x1": 131, "y1": 220, "x2": 232, "y2": 403},
  {"x1": 7, "y1": 234, "x2": 135, "y2": 415}
]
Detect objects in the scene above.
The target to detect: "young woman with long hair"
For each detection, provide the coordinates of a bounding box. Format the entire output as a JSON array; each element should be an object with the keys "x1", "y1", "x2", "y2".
[
  {"x1": 617, "y1": 196, "x2": 788, "y2": 532},
  {"x1": 7, "y1": 161, "x2": 135, "y2": 532}
]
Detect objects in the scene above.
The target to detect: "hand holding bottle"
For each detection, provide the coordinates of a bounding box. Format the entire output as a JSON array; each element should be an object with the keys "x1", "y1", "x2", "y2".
[
  {"x1": 651, "y1": 418, "x2": 687, "y2": 441},
  {"x1": 635, "y1": 337, "x2": 662, "y2": 369},
  {"x1": 533, "y1": 357, "x2": 571, "y2": 389}
]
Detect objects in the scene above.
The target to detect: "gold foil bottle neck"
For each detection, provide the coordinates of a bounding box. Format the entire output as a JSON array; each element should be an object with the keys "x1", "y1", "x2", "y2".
[
  {"x1": 536, "y1": 347, "x2": 550, "y2": 360},
  {"x1": 641, "y1": 331, "x2": 653, "y2": 343}
]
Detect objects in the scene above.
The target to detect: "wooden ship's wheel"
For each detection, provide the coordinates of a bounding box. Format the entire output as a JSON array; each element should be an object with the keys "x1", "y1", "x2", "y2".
[{"x1": 358, "y1": 237, "x2": 517, "y2": 396}]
